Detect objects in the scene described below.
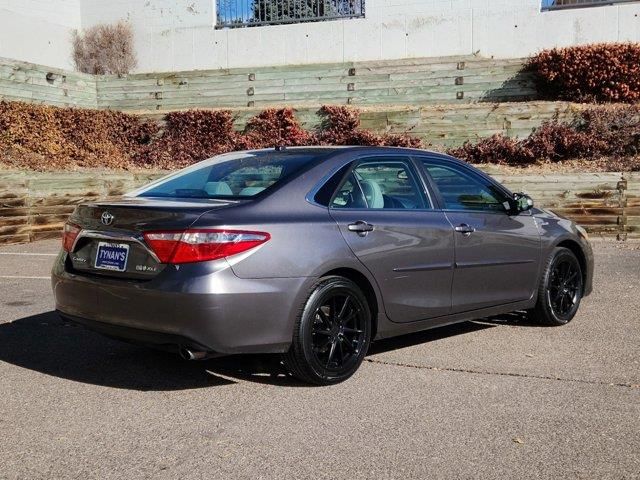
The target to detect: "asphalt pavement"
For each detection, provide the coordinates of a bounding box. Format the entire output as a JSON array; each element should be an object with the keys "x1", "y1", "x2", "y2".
[{"x1": 0, "y1": 239, "x2": 639, "y2": 479}]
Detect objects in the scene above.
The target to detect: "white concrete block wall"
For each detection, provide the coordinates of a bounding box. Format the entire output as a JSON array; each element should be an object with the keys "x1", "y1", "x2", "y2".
[
  {"x1": 0, "y1": 0, "x2": 81, "y2": 69},
  {"x1": 79, "y1": 0, "x2": 214, "y2": 29},
  {"x1": 78, "y1": 0, "x2": 215, "y2": 72},
  {"x1": 0, "y1": 0, "x2": 639, "y2": 73},
  {"x1": 78, "y1": 0, "x2": 640, "y2": 73}
]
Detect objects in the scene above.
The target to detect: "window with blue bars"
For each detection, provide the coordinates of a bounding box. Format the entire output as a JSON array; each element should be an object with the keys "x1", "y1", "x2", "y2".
[
  {"x1": 216, "y1": 0, "x2": 365, "y2": 28},
  {"x1": 542, "y1": 0, "x2": 638, "y2": 10}
]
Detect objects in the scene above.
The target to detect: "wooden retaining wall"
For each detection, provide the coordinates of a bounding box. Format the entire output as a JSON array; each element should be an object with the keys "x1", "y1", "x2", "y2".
[
  {"x1": 486, "y1": 170, "x2": 637, "y2": 241},
  {"x1": 0, "y1": 57, "x2": 97, "y2": 109},
  {"x1": 97, "y1": 56, "x2": 534, "y2": 111},
  {"x1": 0, "y1": 171, "x2": 163, "y2": 245},
  {"x1": 0, "y1": 56, "x2": 570, "y2": 148},
  {"x1": 0, "y1": 170, "x2": 637, "y2": 245},
  {"x1": 0, "y1": 55, "x2": 534, "y2": 112}
]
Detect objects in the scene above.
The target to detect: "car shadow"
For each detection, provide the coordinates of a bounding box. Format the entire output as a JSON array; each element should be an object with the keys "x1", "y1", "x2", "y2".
[
  {"x1": 0, "y1": 311, "x2": 235, "y2": 391},
  {"x1": 481, "y1": 310, "x2": 546, "y2": 327},
  {"x1": 0, "y1": 310, "x2": 527, "y2": 390},
  {"x1": 367, "y1": 321, "x2": 494, "y2": 355}
]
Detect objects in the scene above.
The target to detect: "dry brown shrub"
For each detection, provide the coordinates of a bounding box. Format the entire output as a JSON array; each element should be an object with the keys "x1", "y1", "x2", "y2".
[
  {"x1": 73, "y1": 21, "x2": 137, "y2": 75},
  {"x1": 447, "y1": 104, "x2": 640, "y2": 170},
  {"x1": 0, "y1": 102, "x2": 423, "y2": 171},
  {"x1": 139, "y1": 110, "x2": 240, "y2": 169},
  {"x1": 577, "y1": 104, "x2": 640, "y2": 156},
  {"x1": 0, "y1": 101, "x2": 156, "y2": 170},
  {"x1": 527, "y1": 42, "x2": 640, "y2": 103},
  {"x1": 447, "y1": 134, "x2": 530, "y2": 165},
  {"x1": 316, "y1": 105, "x2": 423, "y2": 148},
  {"x1": 241, "y1": 108, "x2": 317, "y2": 149}
]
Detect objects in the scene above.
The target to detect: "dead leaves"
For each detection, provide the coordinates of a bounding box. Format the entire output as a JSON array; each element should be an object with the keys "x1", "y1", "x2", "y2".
[{"x1": 527, "y1": 42, "x2": 640, "y2": 103}]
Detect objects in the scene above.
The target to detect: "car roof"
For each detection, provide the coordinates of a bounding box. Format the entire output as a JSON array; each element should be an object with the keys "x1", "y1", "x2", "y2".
[{"x1": 243, "y1": 145, "x2": 455, "y2": 159}]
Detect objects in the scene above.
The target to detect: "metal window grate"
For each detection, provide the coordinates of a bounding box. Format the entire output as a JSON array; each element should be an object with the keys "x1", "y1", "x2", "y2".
[
  {"x1": 542, "y1": 0, "x2": 639, "y2": 11},
  {"x1": 216, "y1": 0, "x2": 365, "y2": 28}
]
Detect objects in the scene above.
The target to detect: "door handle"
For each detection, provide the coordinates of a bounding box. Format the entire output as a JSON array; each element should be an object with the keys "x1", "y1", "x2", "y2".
[
  {"x1": 454, "y1": 223, "x2": 475, "y2": 236},
  {"x1": 348, "y1": 221, "x2": 374, "y2": 236}
]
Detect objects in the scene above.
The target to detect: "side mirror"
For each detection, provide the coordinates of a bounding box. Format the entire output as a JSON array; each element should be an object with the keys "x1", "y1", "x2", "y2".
[{"x1": 511, "y1": 192, "x2": 534, "y2": 214}]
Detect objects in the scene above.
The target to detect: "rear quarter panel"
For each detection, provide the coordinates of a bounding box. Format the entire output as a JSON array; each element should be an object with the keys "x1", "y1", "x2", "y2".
[{"x1": 188, "y1": 187, "x2": 390, "y2": 342}]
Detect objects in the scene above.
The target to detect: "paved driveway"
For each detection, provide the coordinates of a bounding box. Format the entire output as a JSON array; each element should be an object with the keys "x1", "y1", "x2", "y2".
[{"x1": 0, "y1": 239, "x2": 638, "y2": 479}]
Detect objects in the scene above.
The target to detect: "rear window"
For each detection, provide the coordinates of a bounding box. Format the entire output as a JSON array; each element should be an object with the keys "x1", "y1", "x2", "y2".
[{"x1": 134, "y1": 151, "x2": 326, "y2": 199}]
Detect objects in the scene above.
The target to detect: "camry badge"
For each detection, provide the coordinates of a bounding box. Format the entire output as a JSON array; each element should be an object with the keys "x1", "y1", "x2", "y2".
[{"x1": 101, "y1": 211, "x2": 114, "y2": 226}]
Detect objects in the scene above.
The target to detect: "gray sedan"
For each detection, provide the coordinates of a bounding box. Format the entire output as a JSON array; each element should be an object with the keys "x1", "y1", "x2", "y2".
[{"x1": 52, "y1": 147, "x2": 594, "y2": 385}]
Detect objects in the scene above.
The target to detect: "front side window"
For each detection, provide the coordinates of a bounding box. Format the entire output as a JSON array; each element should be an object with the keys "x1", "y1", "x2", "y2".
[
  {"x1": 331, "y1": 159, "x2": 428, "y2": 209},
  {"x1": 422, "y1": 161, "x2": 509, "y2": 212},
  {"x1": 134, "y1": 151, "x2": 326, "y2": 199}
]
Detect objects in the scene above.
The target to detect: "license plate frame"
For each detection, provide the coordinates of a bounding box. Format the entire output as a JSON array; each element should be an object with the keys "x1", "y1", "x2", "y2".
[{"x1": 95, "y1": 242, "x2": 130, "y2": 272}]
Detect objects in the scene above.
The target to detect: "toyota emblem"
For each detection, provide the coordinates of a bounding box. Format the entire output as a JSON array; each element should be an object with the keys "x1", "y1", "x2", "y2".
[{"x1": 101, "y1": 211, "x2": 114, "y2": 226}]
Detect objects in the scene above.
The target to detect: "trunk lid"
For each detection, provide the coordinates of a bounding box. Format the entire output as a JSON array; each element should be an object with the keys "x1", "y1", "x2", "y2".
[{"x1": 66, "y1": 197, "x2": 238, "y2": 280}]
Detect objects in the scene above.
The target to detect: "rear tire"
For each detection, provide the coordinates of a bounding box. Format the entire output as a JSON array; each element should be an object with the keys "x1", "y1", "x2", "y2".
[
  {"x1": 531, "y1": 247, "x2": 583, "y2": 326},
  {"x1": 282, "y1": 276, "x2": 372, "y2": 385}
]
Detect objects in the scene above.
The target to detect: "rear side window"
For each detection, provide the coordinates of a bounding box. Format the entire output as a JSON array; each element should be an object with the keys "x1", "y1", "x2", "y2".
[
  {"x1": 330, "y1": 159, "x2": 428, "y2": 209},
  {"x1": 136, "y1": 151, "x2": 325, "y2": 199},
  {"x1": 313, "y1": 163, "x2": 351, "y2": 206}
]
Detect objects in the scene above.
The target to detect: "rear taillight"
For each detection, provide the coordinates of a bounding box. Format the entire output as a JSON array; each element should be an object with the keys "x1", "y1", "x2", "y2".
[
  {"x1": 143, "y1": 229, "x2": 270, "y2": 264},
  {"x1": 62, "y1": 223, "x2": 82, "y2": 252}
]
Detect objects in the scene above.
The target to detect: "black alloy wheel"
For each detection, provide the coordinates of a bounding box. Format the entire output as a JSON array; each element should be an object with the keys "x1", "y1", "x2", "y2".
[
  {"x1": 547, "y1": 256, "x2": 581, "y2": 319},
  {"x1": 283, "y1": 276, "x2": 372, "y2": 385},
  {"x1": 532, "y1": 247, "x2": 583, "y2": 326},
  {"x1": 310, "y1": 292, "x2": 367, "y2": 372}
]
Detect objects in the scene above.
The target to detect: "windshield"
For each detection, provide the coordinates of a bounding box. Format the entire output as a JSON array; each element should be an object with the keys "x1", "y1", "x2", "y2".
[{"x1": 134, "y1": 150, "x2": 328, "y2": 200}]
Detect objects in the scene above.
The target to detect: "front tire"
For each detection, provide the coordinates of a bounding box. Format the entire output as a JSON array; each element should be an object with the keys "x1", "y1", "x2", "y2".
[
  {"x1": 283, "y1": 276, "x2": 372, "y2": 385},
  {"x1": 531, "y1": 247, "x2": 583, "y2": 326}
]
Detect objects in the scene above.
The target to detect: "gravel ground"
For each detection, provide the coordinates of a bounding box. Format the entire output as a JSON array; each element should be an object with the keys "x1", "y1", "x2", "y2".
[{"x1": 0, "y1": 239, "x2": 638, "y2": 480}]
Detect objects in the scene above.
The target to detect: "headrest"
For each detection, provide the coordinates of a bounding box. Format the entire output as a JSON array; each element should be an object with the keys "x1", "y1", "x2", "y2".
[
  {"x1": 204, "y1": 182, "x2": 233, "y2": 195},
  {"x1": 359, "y1": 180, "x2": 384, "y2": 209},
  {"x1": 239, "y1": 186, "x2": 266, "y2": 196}
]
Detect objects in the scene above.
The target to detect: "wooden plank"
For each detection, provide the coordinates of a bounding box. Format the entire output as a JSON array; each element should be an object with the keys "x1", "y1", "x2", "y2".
[
  {"x1": 0, "y1": 216, "x2": 29, "y2": 227},
  {"x1": 0, "y1": 233, "x2": 30, "y2": 244},
  {"x1": 0, "y1": 57, "x2": 97, "y2": 108},
  {"x1": 0, "y1": 57, "x2": 94, "y2": 82},
  {"x1": 0, "y1": 207, "x2": 30, "y2": 217},
  {"x1": 31, "y1": 230, "x2": 63, "y2": 242},
  {"x1": 0, "y1": 88, "x2": 97, "y2": 108},
  {"x1": 0, "y1": 222, "x2": 32, "y2": 236},
  {"x1": 0, "y1": 75, "x2": 96, "y2": 95}
]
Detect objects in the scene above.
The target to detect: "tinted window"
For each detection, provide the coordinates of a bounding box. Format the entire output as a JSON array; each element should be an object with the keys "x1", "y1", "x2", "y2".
[
  {"x1": 136, "y1": 151, "x2": 325, "y2": 199},
  {"x1": 331, "y1": 159, "x2": 427, "y2": 209},
  {"x1": 330, "y1": 172, "x2": 367, "y2": 208},
  {"x1": 314, "y1": 163, "x2": 351, "y2": 206},
  {"x1": 422, "y1": 161, "x2": 509, "y2": 212}
]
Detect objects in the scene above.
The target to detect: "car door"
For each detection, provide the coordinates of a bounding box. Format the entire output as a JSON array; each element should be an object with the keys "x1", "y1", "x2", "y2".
[
  {"x1": 328, "y1": 156, "x2": 455, "y2": 323},
  {"x1": 418, "y1": 157, "x2": 541, "y2": 313}
]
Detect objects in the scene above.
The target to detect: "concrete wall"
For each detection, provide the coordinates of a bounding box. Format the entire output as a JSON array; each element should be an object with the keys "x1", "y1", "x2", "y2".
[
  {"x1": 0, "y1": 0, "x2": 639, "y2": 73},
  {"x1": 78, "y1": 0, "x2": 640, "y2": 73},
  {"x1": 0, "y1": 0, "x2": 81, "y2": 70}
]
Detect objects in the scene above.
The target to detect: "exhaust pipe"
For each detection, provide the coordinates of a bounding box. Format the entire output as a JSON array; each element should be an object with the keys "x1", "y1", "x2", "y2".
[{"x1": 179, "y1": 347, "x2": 209, "y2": 361}]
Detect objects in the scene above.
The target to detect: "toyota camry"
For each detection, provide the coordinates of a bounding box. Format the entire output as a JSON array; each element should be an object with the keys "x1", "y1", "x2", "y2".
[{"x1": 52, "y1": 147, "x2": 594, "y2": 385}]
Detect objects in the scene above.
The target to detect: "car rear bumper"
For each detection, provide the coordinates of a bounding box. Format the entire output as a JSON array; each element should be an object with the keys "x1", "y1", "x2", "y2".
[
  {"x1": 58, "y1": 311, "x2": 215, "y2": 354},
  {"x1": 51, "y1": 252, "x2": 309, "y2": 354}
]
